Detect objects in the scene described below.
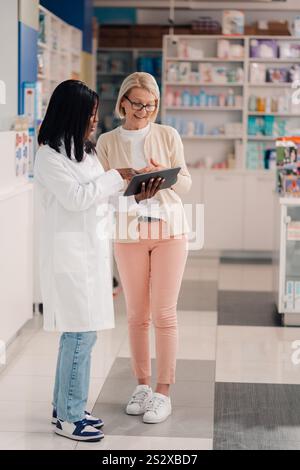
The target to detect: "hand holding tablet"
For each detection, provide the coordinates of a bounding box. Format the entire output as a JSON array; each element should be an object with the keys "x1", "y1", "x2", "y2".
[{"x1": 123, "y1": 167, "x2": 181, "y2": 197}]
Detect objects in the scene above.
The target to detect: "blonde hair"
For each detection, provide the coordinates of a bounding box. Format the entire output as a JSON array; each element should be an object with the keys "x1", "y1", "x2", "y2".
[{"x1": 115, "y1": 72, "x2": 160, "y2": 122}]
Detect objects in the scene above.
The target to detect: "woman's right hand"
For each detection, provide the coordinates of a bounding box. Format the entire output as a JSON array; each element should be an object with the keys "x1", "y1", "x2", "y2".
[
  {"x1": 116, "y1": 168, "x2": 138, "y2": 182},
  {"x1": 135, "y1": 177, "x2": 165, "y2": 203}
]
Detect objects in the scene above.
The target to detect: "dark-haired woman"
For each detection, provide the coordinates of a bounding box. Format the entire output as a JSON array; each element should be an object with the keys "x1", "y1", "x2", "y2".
[{"x1": 34, "y1": 80, "x2": 138, "y2": 442}]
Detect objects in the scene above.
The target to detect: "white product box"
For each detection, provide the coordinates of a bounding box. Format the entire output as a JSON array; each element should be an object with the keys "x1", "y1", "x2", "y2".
[
  {"x1": 250, "y1": 63, "x2": 266, "y2": 84},
  {"x1": 286, "y1": 280, "x2": 294, "y2": 310},
  {"x1": 222, "y1": 10, "x2": 244, "y2": 36},
  {"x1": 294, "y1": 281, "x2": 300, "y2": 311}
]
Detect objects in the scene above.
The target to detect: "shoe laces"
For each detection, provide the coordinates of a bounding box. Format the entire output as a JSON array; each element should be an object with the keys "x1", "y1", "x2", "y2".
[
  {"x1": 146, "y1": 395, "x2": 166, "y2": 414},
  {"x1": 129, "y1": 389, "x2": 150, "y2": 405}
]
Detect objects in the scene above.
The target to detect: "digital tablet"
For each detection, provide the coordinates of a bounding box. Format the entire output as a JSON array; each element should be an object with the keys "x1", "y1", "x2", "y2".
[{"x1": 123, "y1": 167, "x2": 181, "y2": 197}]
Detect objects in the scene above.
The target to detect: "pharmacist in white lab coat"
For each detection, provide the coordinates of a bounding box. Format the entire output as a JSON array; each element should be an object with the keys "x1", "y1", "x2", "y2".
[{"x1": 34, "y1": 80, "x2": 137, "y2": 443}]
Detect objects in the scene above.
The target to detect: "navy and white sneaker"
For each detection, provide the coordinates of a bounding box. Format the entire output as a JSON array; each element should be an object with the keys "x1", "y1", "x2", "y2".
[
  {"x1": 52, "y1": 409, "x2": 104, "y2": 429},
  {"x1": 55, "y1": 418, "x2": 104, "y2": 442}
]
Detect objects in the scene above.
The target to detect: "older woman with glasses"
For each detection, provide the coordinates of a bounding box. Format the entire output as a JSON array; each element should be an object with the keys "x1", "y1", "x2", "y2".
[{"x1": 96, "y1": 72, "x2": 192, "y2": 424}]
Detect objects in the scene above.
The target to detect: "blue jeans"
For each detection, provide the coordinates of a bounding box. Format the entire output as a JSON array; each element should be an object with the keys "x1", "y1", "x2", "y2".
[{"x1": 52, "y1": 331, "x2": 97, "y2": 423}]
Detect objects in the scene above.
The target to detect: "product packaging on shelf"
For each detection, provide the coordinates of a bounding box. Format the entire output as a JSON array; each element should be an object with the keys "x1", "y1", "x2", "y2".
[{"x1": 222, "y1": 10, "x2": 245, "y2": 36}]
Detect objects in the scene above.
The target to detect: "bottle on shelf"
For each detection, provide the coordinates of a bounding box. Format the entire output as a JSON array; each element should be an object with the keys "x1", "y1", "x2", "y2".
[
  {"x1": 199, "y1": 89, "x2": 206, "y2": 106},
  {"x1": 226, "y1": 88, "x2": 235, "y2": 107},
  {"x1": 257, "y1": 97, "x2": 266, "y2": 112},
  {"x1": 265, "y1": 96, "x2": 272, "y2": 113}
]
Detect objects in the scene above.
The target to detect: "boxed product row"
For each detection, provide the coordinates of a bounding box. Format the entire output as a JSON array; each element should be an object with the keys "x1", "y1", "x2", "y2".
[
  {"x1": 175, "y1": 38, "x2": 244, "y2": 60},
  {"x1": 164, "y1": 116, "x2": 242, "y2": 137},
  {"x1": 166, "y1": 62, "x2": 244, "y2": 84},
  {"x1": 165, "y1": 88, "x2": 242, "y2": 108},
  {"x1": 187, "y1": 152, "x2": 236, "y2": 170},
  {"x1": 276, "y1": 137, "x2": 300, "y2": 196},
  {"x1": 97, "y1": 55, "x2": 129, "y2": 74},
  {"x1": 98, "y1": 83, "x2": 120, "y2": 99},
  {"x1": 250, "y1": 63, "x2": 300, "y2": 84},
  {"x1": 250, "y1": 39, "x2": 300, "y2": 59},
  {"x1": 137, "y1": 57, "x2": 162, "y2": 77},
  {"x1": 285, "y1": 281, "x2": 300, "y2": 311},
  {"x1": 248, "y1": 94, "x2": 297, "y2": 114},
  {"x1": 246, "y1": 142, "x2": 276, "y2": 170},
  {"x1": 248, "y1": 116, "x2": 287, "y2": 137}
]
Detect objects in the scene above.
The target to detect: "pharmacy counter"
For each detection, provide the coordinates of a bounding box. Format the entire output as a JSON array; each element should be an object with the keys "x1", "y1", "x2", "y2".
[{"x1": 0, "y1": 131, "x2": 33, "y2": 345}]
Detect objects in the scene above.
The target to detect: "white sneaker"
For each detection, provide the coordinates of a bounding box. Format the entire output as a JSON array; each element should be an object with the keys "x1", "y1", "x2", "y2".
[
  {"x1": 126, "y1": 385, "x2": 153, "y2": 415},
  {"x1": 143, "y1": 392, "x2": 172, "y2": 424},
  {"x1": 55, "y1": 418, "x2": 104, "y2": 442}
]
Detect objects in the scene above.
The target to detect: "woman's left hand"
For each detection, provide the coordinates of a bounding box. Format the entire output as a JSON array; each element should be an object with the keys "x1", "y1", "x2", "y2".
[
  {"x1": 137, "y1": 158, "x2": 168, "y2": 174},
  {"x1": 148, "y1": 158, "x2": 167, "y2": 171}
]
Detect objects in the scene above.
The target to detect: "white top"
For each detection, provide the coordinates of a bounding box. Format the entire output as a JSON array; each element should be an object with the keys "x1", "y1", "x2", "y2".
[
  {"x1": 120, "y1": 124, "x2": 165, "y2": 220},
  {"x1": 120, "y1": 124, "x2": 150, "y2": 170}
]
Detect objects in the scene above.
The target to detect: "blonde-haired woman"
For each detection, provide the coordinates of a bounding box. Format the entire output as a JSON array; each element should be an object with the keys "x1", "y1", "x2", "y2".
[{"x1": 96, "y1": 72, "x2": 192, "y2": 424}]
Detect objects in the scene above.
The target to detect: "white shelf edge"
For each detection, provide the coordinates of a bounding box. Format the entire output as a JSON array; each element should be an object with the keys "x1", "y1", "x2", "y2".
[
  {"x1": 247, "y1": 136, "x2": 278, "y2": 140},
  {"x1": 248, "y1": 112, "x2": 300, "y2": 117},
  {"x1": 181, "y1": 135, "x2": 243, "y2": 140},
  {"x1": 166, "y1": 106, "x2": 243, "y2": 111},
  {"x1": 186, "y1": 168, "x2": 273, "y2": 174},
  {"x1": 165, "y1": 35, "x2": 299, "y2": 40},
  {"x1": 249, "y1": 58, "x2": 300, "y2": 63},
  {"x1": 97, "y1": 72, "x2": 128, "y2": 76},
  {"x1": 248, "y1": 83, "x2": 293, "y2": 87},
  {"x1": 165, "y1": 82, "x2": 244, "y2": 87},
  {"x1": 165, "y1": 56, "x2": 244, "y2": 62}
]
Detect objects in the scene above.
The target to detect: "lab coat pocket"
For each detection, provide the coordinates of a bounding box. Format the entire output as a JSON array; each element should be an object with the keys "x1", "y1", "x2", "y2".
[{"x1": 54, "y1": 232, "x2": 86, "y2": 273}]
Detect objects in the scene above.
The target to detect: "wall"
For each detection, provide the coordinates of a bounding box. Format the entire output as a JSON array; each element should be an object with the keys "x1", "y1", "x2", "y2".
[
  {"x1": 18, "y1": 0, "x2": 39, "y2": 114},
  {"x1": 94, "y1": 7, "x2": 136, "y2": 24},
  {"x1": 0, "y1": 0, "x2": 19, "y2": 130}
]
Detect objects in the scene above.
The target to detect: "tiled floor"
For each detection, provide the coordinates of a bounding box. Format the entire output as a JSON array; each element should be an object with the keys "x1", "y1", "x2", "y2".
[{"x1": 1, "y1": 256, "x2": 300, "y2": 450}]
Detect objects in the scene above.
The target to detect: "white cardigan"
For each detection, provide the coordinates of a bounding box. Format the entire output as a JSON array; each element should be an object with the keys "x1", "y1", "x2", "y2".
[{"x1": 96, "y1": 122, "x2": 192, "y2": 242}]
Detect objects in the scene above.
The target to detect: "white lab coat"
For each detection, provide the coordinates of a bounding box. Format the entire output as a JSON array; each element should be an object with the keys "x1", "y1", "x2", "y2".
[{"x1": 34, "y1": 144, "x2": 124, "y2": 332}]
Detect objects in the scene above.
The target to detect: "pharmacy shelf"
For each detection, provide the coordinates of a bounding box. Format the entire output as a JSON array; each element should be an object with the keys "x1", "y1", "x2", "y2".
[
  {"x1": 166, "y1": 56, "x2": 244, "y2": 62},
  {"x1": 97, "y1": 72, "x2": 128, "y2": 76},
  {"x1": 181, "y1": 135, "x2": 243, "y2": 140},
  {"x1": 248, "y1": 83, "x2": 293, "y2": 87},
  {"x1": 247, "y1": 136, "x2": 278, "y2": 141},
  {"x1": 97, "y1": 46, "x2": 162, "y2": 132},
  {"x1": 165, "y1": 81, "x2": 244, "y2": 87},
  {"x1": 162, "y1": 34, "x2": 300, "y2": 172},
  {"x1": 166, "y1": 106, "x2": 243, "y2": 111},
  {"x1": 98, "y1": 47, "x2": 162, "y2": 52},
  {"x1": 249, "y1": 58, "x2": 300, "y2": 63},
  {"x1": 248, "y1": 112, "x2": 300, "y2": 117},
  {"x1": 37, "y1": 5, "x2": 82, "y2": 119}
]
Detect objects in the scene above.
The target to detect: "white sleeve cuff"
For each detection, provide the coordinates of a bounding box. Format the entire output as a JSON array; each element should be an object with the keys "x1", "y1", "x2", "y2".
[{"x1": 108, "y1": 169, "x2": 126, "y2": 190}]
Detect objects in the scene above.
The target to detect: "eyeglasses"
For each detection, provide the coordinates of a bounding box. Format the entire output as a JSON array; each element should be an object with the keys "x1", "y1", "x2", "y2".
[{"x1": 124, "y1": 95, "x2": 156, "y2": 113}]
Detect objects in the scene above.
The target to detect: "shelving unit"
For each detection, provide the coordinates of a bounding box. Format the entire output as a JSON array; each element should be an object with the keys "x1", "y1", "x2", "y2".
[
  {"x1": 162, "y1": 34, "x2": 300, "y2": 172},
  {"x1": 161, "y1": 34, "x2": 300, "y2": 252},
  {"x1": 274, "y1": 198, "x2": 300, "y2": 326},
  {"x1": 37, "y1": 5, "x2": 82, "y2": 119},
  {"x1": 96, "y1": 47, "x2": 162, "y2": 134}
]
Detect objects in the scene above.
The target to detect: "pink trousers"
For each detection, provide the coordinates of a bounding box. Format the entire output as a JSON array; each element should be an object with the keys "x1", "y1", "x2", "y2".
[{"x1": 114, "y1": 222, "x2": 188, "y2": 384}]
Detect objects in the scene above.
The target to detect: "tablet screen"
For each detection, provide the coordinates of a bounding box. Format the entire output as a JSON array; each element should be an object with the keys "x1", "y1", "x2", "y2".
[{"x1": 123, "y1": 167, "x2": 181, "y2": 197}]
